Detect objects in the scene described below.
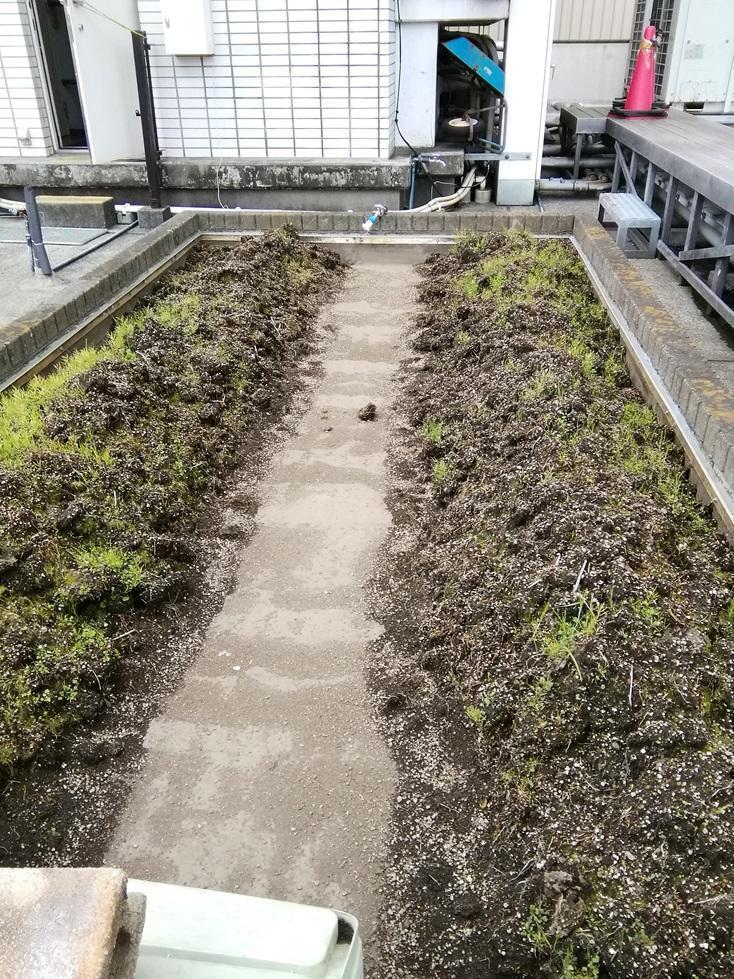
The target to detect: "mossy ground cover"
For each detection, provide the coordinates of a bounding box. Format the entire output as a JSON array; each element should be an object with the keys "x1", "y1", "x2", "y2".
[
  {"x1": 0, "y1": 228, "x2": 342, "y2": 774},
  {"x1": 372, "y1": 231, "x2": 734, "y2": 978}
]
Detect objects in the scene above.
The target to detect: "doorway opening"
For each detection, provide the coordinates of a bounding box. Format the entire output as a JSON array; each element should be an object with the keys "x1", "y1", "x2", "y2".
[{"x1": 33, "y1": 0, "x2": 88, "y2": 149}]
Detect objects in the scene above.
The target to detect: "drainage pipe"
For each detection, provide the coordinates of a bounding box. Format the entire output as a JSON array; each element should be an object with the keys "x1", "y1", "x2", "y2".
[
  {"x1": 542, "y1": 156, "x2": 614, "y2": 170},
  {"x1": 402, "y1": 167, "x2": 479, "y2": 214},
  {"x1": 114, "y1": 174, "x2": 481, "y2": 220},
  {"x1": 543, "y1": 142, "x2": 607, "y2": 156},
  {"x1": 537, "y1": 177, "x2": 612, "y2": 193}
]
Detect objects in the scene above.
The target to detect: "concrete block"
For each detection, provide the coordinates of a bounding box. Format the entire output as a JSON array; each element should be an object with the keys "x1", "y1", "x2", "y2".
[
  {"x1": 254, "y1": 211, "x2": 273, "y2": 231},
  {"x1": 509, "y1": 214, "x2": 527, "y2": 231},
  {"x1": 136, "y1": 206, "x2": 171, "y2": 231},
  {"x1": 474, "y1": 213, "x2": 494, "y2": 232},
  {"x1": 411, "y1": 214, "x2": 429, "y2": 232},
  {"x1": 332, "y1": 212, "x2": 349, "y2": 232},
  {"x1": 37, "y1": 195, "x2": 116, "y2": 229},
  {"x1": 723, "y1": 443, "x2": 734, "y2": 492},
  {"x1": 233, "y1": 211, "x2": 258, "y2": 230},
  {"x1": 0, "y1": 867, "x2": 128, "y2": 978},
  {"x1": 8, "y1": 335, "x2": 25, "y2": 369},
  {"x1": 301, "y1": 212, "x2": 320, "y2": 231},
  {"x1": 271, "y1": 211, "x2": 304, "y2": 231},
  {"x1": 713, "y1": 432, "x2": 733, "y2": 477},
  {"x1": 28, "y1": 319, "x2": 49, "y2": 353},
  {"x1": 702, "y1": 414, "x2": 725, "y2": 460},
  {"x1": 442, "y1": 212, "x2": 461, "y2": 233},
  {"x1": 204, "y1": 211, "x2": 227, "y2": 232},
  {"x1": 379, "y1": 212, "x2": 397, "y2": 232},
  {"x1": 459, "y1": 213, "x2": 479, "y2": 232},
  {"x1": 396, "y1": 211, "x2": 413, "y2": 232},
  {"x1": 348, "y1": 212, "x2": 364, "y2": 232},
  {"x1": 427, "y1": 212, "x2": 445, "y2": 232},
  {"x1": 0, "y1": 344, "x2": 11, "y2": 382}
]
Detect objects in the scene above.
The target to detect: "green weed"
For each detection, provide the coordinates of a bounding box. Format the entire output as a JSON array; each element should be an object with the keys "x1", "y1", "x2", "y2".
[
  {"x1": 631, "y1": 590, "x2": 663, "y2": 629},
  {"x1": 421, "y1": 417, "x2": 444, "y2": 446},
  {"x1": 433, "y1": 459, "x2": 450, "y2": 483},
  {"x1": 531, "y1": 593, "x2": 604, "y2": 679}
]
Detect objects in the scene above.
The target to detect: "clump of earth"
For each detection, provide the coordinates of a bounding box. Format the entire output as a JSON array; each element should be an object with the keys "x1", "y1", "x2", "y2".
[{"x1": 370, "y1": 232, "x2": 734, "y2": 978}]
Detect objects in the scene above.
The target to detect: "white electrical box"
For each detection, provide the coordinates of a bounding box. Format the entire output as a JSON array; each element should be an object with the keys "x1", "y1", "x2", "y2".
[
  {"x1": 662, "y1": 0, "x2": 734, "y2": 107},
  {"x1": 160, "y1": 0, "x2": 214, "y2": 56}
]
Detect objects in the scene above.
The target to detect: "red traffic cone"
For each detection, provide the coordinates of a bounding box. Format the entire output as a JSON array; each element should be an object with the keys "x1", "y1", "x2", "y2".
[
  {"x1": 625, "y1": 25, "x2": 657, "y2": 111},
  {"x1": 609, "y1": 24, "x2": 668, "y2": 118}
]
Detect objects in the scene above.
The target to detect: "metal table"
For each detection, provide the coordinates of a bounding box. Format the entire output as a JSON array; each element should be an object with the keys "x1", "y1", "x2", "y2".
[{"x1": 558, "y1": 103, "x2": 610, "y2": 179}]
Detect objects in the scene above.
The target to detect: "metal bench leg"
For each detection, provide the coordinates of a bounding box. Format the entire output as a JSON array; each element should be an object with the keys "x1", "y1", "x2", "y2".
[
  {"x1": 643, "y1": 222, "x2": 660, "y2": 258},
  {"x1": 616, "y1": 223, "x2": 629, "y2": 254},
  {"x1": 573, "y1": 136, "x2": 583, "y2": 181}
]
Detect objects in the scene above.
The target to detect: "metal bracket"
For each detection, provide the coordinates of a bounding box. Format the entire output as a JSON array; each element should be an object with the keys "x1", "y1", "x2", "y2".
[{"x1": 464, "y1": 152, "x2": 532, "y2": 162}]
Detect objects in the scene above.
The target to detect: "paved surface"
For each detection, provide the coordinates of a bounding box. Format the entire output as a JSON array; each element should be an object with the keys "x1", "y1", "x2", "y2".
[
  {"x1": 0, "y1": 218, "x2": 144, "y2": 328},
  {"x1": 106, "y1": 254, "x2": 412, "y2": 948}
]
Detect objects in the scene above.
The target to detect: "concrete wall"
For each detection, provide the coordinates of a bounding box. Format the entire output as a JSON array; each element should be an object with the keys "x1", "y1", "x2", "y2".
[
  {"x1": 138, "y1": 0, "x2": 396, "y2": 160},
  {"x1": 0, "y1": 0, "x2": 54, "y2": 157},
  {"x1": 549, "y1": 0, "x2": 634, "y2": 103},
  {"x1": 549, "y1": 41, "x2": 630, "y2": 103}
]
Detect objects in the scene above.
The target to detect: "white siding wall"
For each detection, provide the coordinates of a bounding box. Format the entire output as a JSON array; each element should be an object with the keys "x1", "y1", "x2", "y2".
[
  {"x1": 0, "y1": 0, "x2": 53, "y2": 157},
  {"x1": 139, "y1": 0, "x2": 396, "y2": 160},
  {"x1": 549, "y1": 0, "x2": 635, "y2": 102},
  {"x1": 555, "y1": 0, "x2": 635, "y2": 40}
]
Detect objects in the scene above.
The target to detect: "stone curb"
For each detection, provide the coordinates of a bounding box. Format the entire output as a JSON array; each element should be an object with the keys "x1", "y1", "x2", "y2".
[{"x1": 573, "y1": 217, "x2": 734, "y2": 492}]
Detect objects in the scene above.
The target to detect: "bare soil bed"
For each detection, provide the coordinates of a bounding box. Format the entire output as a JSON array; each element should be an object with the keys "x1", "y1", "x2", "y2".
[
  {"x1": 370, "y1": 232, "x2": 734, "y2": 978},
  {"x1": 0, "y1": 229, "x2": 343, "y2": 862}
]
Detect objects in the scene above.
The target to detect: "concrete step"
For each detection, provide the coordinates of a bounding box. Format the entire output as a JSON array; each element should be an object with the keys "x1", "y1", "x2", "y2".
[{"x1": 0, "y1": 867, "x2": 145, "y2": 978}]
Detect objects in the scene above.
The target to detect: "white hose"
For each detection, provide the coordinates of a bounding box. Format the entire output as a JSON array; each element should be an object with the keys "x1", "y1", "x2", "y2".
[
  {"x1": 0, "y1": 196, "x2": 25, "y2": 215},
  {"x1": 537, "y1": 177, "x2": 612, "y2": 192},
  {"x1": 114, "y1": 168, "x2": 481, "y2": 222},
  {"x1": 404, "y1": 167, "x2": 479, "y2": 213}
]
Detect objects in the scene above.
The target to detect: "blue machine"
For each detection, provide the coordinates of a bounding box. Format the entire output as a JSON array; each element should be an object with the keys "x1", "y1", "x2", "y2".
[{"x1": 441, "y1": 36, "x2": 506, "y2": 97}]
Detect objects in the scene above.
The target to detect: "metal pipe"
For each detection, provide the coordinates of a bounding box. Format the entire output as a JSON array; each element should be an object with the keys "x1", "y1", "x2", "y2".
[
  {"x1": 542, "y1": 155, "x2": 614, "y2": 169},
  {"x1": 52, "y1": 220, "x2": 139, "y2": 273},
  {"x1": 538, "y1": 177, "x2": 612, "y2": 192},
  {"x1": 543, "y1": 142, "x2": 607, "y2": 156},
  {"x1": 24, "y1": 187, "x2": 52, "y2": 276}
]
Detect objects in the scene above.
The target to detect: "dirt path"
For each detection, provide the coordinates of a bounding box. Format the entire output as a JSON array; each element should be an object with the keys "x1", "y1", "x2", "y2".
[{"x1": 106, "y1": 253, "x2": 415, "y2": 947}]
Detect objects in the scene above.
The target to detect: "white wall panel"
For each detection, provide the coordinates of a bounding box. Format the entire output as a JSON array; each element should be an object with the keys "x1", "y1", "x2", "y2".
[
  {"x1": 549, "y1": 41, "x2": 629, "y2": 101},
  {"x1": 0, "y1": 1, "x2": 53, "y2": 157},
  {"x1": 555, "y1": 0, "x2": 635, "y2": 41},
  {"x1": 139, "y1": 0, "x2": 396, "y2": 160}
]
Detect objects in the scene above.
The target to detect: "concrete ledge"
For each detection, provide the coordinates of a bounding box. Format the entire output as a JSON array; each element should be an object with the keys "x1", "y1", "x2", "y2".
[
  {"x1": 0, "y1": 211, "x2": 199, "y2": 389},
  {"x1": 573, "y1": 216, "x2": 734, "y2": 505},
  {"x1": 37, "y1": 194, "x2": 116, "y2": 229},
  {"x1": 0, "y1": 868, "x2": 143, "y2": 978}
]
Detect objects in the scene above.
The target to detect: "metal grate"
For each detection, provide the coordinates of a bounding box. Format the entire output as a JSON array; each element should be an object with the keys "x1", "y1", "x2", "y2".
[{"x1": 626, "y1": 0, "x2": 675, "y2": 98}]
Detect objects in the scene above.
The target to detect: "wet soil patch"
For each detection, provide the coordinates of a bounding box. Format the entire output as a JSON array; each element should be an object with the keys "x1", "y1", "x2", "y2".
[
  {"x1": 370, "y1": 232, "x2": 734, "y2": 978},
  {"x1": 0, "y1": 228, "x2": 343, "y2": 863}
]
